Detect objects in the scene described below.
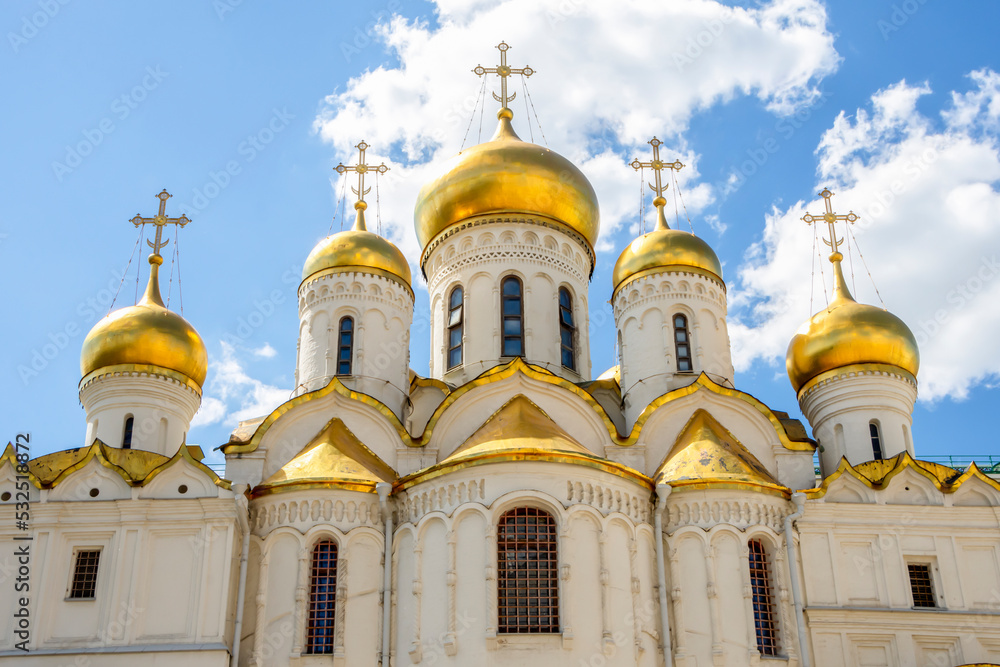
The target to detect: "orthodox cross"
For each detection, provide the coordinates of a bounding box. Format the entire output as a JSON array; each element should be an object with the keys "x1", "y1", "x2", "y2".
[
  {"x1": 630, "y1": 137, "x2": 685, "y2": 203},
  {"x1": 473, "y1": 41, "x2": 535, "y2": 110},
  {"x1": 802, "y1": 188, "x2": 859, "y2": 260},
  {"x1": 335, "y1": 140, "x2": 389, "y2": 206},
  {"x1": 130, "y1": 190, "x2": 190, "y2": 257}
]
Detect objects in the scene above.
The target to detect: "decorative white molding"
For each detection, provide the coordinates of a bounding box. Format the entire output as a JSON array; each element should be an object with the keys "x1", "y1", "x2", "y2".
[
  {"x1": 565, "y1": 481, "x2": 650, "y2": 522},
  {"x1": 665, "y1": 497, "x2": 788, "y2": 533},
  {"x1": 250, "y1": 497, "x2": 381, "y2": 536},
  {"x1": 398, "y1": 479, "x2": 486, "y2": 523}
]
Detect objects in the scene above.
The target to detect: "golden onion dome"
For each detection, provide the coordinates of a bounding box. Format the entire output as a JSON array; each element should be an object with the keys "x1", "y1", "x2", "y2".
[
  {"x1": 414, "y1": 108, "x2": 600, "y2": 259},
  {"x1": 612, "y1": 203, "x2": 722, "y2": 294},
  {"x1": 81, "y1": 255, "x2": 208, "y2": 388},
  {"x1": 786, "y1": 256, "x2": 919, "y2": 394},
  {"x1": 302, "y1": 202, "x2": 412, "y2": 291}
]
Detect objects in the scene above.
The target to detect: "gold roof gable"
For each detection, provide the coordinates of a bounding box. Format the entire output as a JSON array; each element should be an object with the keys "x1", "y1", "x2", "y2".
[
  {"x1": 396, "y1": 394, "x2": 651, "y2": 491},
  {"x1": 253, "y1": 417, "x2": 397, "y2": 497},
  {"x1": 443, "y1": 394, "x2": 592, "y2": 463},
  {"x1": 655, "y1": 409, "x2": 786, "y2": 496},
  {"x1": 805, "y1": 451, "x2": 1000, "y2": 498},
  {"x1": 9, "y1": 439, "x2": 229, "y2": 490}
]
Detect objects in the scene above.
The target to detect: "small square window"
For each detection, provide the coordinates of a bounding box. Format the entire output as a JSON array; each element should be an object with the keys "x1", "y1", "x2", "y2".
[
  {"x1": 907, "y1": 562, "x2": 936, "y2": 608},
  {"x1": 69, "y1": 549, "x2": 101, "y2": 599}
]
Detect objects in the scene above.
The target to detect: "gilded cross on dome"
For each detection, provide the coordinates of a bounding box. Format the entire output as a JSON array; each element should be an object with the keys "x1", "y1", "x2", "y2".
[
  {"x1": 335, "y1": 140, "x2": 389, "y2": 231},
  {"x1": 802, "y1": 188, "x2": 859, "y2": 262},
  {"x1": 631, "y1": 137, "x2": 684, "y2": 230},
  {"x1": 130, "y1": 190, "x2": 190, "y2": 257},
  {"x1": 473, "y1": 41, "x2": 535, "y2": 112},
  {"x1": 336, "y1": 140, "x2": 389, "y2": 206}
]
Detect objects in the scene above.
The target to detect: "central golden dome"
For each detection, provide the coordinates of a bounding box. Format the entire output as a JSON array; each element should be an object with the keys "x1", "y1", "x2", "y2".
[
  {"x1": 414, "y1": 109, "x2": 600, "y2": 258},
  {"x1": 81, "y1": 256, "x2": 208, "y2": 388},
  {"x1": 302, "y1": 203, "x2": 412, "y2": 291},
  {"x1": 786, "y1": 258, "x2": 919, "y2": 394},
  {"x1": 613, "y1": 206, "x2": 723, "y2": 294}
]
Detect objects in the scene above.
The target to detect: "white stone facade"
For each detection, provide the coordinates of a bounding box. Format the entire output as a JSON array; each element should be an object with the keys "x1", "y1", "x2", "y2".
[
  {"x1": 80, "y1": 369, "x2": 202, "y2": 456},
  {"x1": 295, "y1": 270, "x2": 414, "y2": 418},
  {"x1": 613, "y1": 268, "x2": 734, "y2": 430},
  {"x1": 424, "y1": 217, "x2": 593, "y2": 384},
  {"x1": 798, "y1": 367, "x2": 917, "y2": 475}
]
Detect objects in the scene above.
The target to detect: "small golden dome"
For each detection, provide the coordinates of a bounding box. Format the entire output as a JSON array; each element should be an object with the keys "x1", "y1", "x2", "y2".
[
  {"x1": 612, "y1": 207, "x2": 722, "y2": 294},
  {"x1": 302, "y1": 203, "x2": 412, "y2": 290},
  {"x1": 81, "y1": 255, "x2": 208, "y2": 388},
  {"x1": 786, "y1": 258, "x2": 919, "y2": 394},
  {"x1": 414, "y1": 109, "x2": 600, "y2": 258},
  {"x1": 596, "y1": 365, "x2": 620, "y2": 385}
]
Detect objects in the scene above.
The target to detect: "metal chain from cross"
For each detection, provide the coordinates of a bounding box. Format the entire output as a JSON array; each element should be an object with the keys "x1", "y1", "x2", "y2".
[
  {"x1": 130, "y1": 190, "x2": 190, "y2": 257},
  {"x1": 802, "y1": 188, "x2": 859, "y2": 261},
  {"x1": 473, "y1": 41, "x2": 535, "y2": 111},
  {"x1": 335, "y1": 140, "x2": 389, "y2": 208}
]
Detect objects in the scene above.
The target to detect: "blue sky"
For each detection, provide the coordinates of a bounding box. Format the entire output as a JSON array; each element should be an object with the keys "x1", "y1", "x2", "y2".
[{"x1": 3, "y1": 1, "x2": 999, "y2": 466}]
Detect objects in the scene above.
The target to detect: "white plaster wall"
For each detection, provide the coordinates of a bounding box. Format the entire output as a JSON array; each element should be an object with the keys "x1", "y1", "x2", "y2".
[
  {"x1": 393, "y1": 462, "x2": 656, "y2": 667},
  {"x1": 423, "y1": 219, "x2": 593, "y2": 385},
  {"x1": 255, "y1": 390, "x2": 406, "y2": 481},
  {"x1": 613, "y1": 270, "x2": 733, "y2": 430},
  {"x1": 296, "y1": 270, "x2": 413, "y2": 418},
  {"x1": 663, "y1": 490, "x2": 800, "y2": 666},
  {"x1": 0, "y1": 493, "x2": 240, "y2": 658},
  {"x1": 245, "y1": 488, "x2": 385, "y2": 667},
  {"x1": 799, "y1": 498, "x2": 1000, "y2": 666},
  {"x1": 79, "y1": 371, "x2": 200, "y2": 455},
  {"x1": 798, "y1": 369, "x2": 917, "y2": 474}
]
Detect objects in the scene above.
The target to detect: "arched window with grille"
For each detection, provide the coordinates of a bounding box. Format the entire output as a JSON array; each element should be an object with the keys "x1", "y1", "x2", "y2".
[
  {"x1": 336, "y1": 317, "x2": 354, "y2": 376},
  {"x1": 673, "y1": 314, "x2": 693, "y2": 372},
  {"x1": 122, "y1": 416, "x2": 134, "y2": 449},
  {"x1": 501, "y1": 276, "x2": 524, "y2": 357},
  {"x1": 748, "y1": 539, "x2": 779, "y2": 656},
  {"x1": 497, "y1": 507, "x2": 559, "y2": 633},
  {"x1": 306, "y1": 540, "x2": 338, "y2": 654},
  {"x1": 870, "y1": 421, "x2": 884, "y2": 460},
  {"x1": 558, "y1": 287, "x2": 576, "y2": 371},
  {"x1": 447, "y1": 285, "x2": 463, "y2": 369}
]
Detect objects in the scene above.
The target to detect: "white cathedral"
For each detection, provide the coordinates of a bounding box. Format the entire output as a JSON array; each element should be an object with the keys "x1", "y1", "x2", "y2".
[{"x1": 3, "y1": 44, "x2": 1000, "y2": 667}]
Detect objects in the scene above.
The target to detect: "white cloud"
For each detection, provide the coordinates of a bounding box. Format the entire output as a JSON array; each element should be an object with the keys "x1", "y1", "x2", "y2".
[
  {"x1": 314, "y1": 0, "x2": 839, "y2": 262},
  {"x1": 253, "y1": 343, "x2": 278, "y2": 358},
  {"x1": 731, "y1": 69, "x2": 1000, "y2": 402},
  {"x1": 191, "y1": 396, "x2": 226, "y2": 428},
  {"x1": 193, "y1": 342, "x2": 291, "y2": 428}
]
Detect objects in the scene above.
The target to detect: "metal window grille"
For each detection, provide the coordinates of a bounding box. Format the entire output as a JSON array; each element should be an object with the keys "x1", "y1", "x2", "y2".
[
  {"x1": 447, "y1": 286, "x2": 463, "y2": 369},
  {"x1": 558, "y1": 288, "x2": 576, "y2": 371},
  {"x1": 306, "y1": 540, "x2": 338, "y2": 654},
  {"x1": 69, "y1": 550, "x2": 101, "y2": 599},
  {"x1": 497, "y1": 507, "x2": 559, "y2": 633},
  {"x1": 870, "y1": 422, "x2": 884, "y2": 460},
  {"x1": 908, "y1": 563, "x2": 936, "y2": 608},
  {"x1": 748, "y1": 540, "x2": 779, "y2": 655},
  {"x1": 337, "y1": 318, "x2": 353, "y2": 376},
  {"x1": 501, "y1": 277, "x2": 524, "y2": 357},
  {"x1": 673, "y1": 314, "x2": 693, "y2": 372},
  {"x1": 122, "y1": 416, "x2": 134, "y2": 449}
]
